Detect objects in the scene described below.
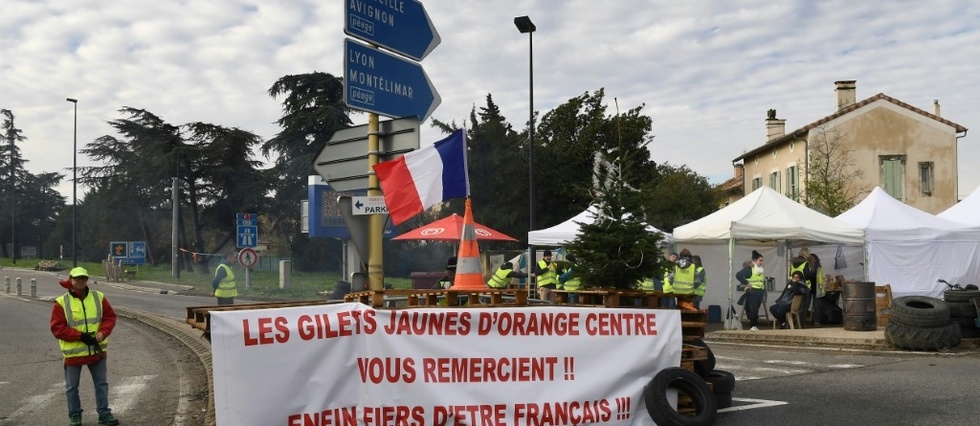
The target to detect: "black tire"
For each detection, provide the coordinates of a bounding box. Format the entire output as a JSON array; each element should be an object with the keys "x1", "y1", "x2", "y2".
[
  {"x1": 951, "y1": 316, "x2": 978, "y2": 328},
  {"x1": 889, "y1": 296, "x2": 950, "y2": 328},
  {"x1": 885, "y1": 321, "x2": 961, "y2": 351},
  {"x1": 943, "y1": 290, "x2": 980, "y2": 303},
  {"x1": 706, "y1": 369, "x2": 736, "y2": 394},
  {"x1": 713, "y1": 392, "x2": 733, "y2": 409},
  {"x1": 947, "y1": 301, "x2": 978, "y2": 318},
  {"x1": 644, "y1": 367, "x2": 717, "y2": 426},
  {"x1": 689, "y1": 339, "x2": 715, "y2": 379},
  {"x1": 961, "y1": 326, "x2": 980, "y2": 339}
]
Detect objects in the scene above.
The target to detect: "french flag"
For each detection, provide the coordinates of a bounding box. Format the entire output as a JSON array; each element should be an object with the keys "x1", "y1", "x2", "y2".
[{"x1": 374, "y1": 129, "x2": 469, "y2": 225}]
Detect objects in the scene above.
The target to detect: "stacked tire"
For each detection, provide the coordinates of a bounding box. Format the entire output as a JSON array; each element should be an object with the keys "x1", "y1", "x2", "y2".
[
  {"x1": 643, "y1": 340, "x2": 730, "y2": 426},
  {"x1": 944, "y1": 289, "x2": 980, "y2": 339},
  {"x1": 689, "y1": 339, "x2": 735, "y2": 410},
  {"x1": 885, "y1": 296, "x2": 960, "y2": 351}
]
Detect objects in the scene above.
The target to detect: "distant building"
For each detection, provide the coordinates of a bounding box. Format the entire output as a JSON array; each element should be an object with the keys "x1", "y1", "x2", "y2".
[{"x1": 726, "y1": 80, "x2": 967, "y2": 214}]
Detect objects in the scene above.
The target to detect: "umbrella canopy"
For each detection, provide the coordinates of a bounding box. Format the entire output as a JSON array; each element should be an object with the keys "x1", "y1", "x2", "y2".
[{"x1": 393, "y1": 214, "x2": 518, "y2": 242}]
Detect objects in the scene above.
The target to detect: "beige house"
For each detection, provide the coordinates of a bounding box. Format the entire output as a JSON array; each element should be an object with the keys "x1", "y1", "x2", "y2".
[{"x1": 728, "y1": 80, "x2": 968, "y2": 214}]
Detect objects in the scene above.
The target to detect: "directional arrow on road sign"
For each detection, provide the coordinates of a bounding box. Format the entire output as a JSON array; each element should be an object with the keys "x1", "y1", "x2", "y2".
[
  {"x1": 313, "y1": 117, "x2": 420, "y2": 192},
  {"x1": 344, "y1": 0, "x2": 441, "y2": 61},
  {"x1": 351, "y1": 196, "x2": 389, "y2": 215},
  {"x1": 344, "y1": 38, "x2": 441, "y2": 121}
]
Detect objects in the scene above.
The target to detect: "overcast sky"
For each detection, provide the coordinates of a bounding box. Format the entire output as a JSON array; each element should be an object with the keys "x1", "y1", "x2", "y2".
[{"x1": 3, "y1": 0, "x2": 980, "y2": 204}]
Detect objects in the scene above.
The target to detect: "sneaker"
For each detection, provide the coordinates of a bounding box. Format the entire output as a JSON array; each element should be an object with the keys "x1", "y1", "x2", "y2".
[
  {"x1": 99, "y1": 412, "x2": 120, "y2": 426},
  {"x1": 69, "y1": 414, "x2": 82, "y2": 426},
  {"x1": 749, "y1": 326, "x2": 759, "y2": 331}
]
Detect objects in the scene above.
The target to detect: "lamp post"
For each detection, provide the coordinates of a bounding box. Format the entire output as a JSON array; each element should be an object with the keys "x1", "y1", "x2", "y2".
[
  {"x1": 66, "y1": 98, "x2": 78, "y2": 267},
  {"x1": 514, "y1": 16, "x2": 537, "y2": 279}
]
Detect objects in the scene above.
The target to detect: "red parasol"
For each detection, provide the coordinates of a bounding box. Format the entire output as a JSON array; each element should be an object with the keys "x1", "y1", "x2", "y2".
[{"x1": 392, "y1": 214, "x2": 518, "y2": 242}]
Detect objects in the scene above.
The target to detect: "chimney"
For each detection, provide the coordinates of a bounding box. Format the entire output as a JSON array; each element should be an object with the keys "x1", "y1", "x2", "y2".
[
  {"x1": 933, "y1": 99, "x2": 941, "y2": 117},
  {"x1": 765, "y1": 108, "x2": 785, "y2": 142},
  {"x1": 835, "y1": 80, "x2": 856, "y2": 110},
  {"x1": 734, "y1": 163, "x2": 744, "y2": 179}
]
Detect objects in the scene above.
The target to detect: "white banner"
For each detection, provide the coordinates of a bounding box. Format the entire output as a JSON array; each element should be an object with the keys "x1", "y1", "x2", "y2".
[{"x1": 211, "y1": 303, "x2": 682, "y2": 426}]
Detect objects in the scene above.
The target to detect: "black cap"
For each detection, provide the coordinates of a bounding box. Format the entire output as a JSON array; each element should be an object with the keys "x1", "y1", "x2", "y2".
[
  {"x1": 543, "y1": 250, "x2": 552, "y2": 257},
  {"x1": 752, "y1": 250, "x2": 763, "y2": 260}
]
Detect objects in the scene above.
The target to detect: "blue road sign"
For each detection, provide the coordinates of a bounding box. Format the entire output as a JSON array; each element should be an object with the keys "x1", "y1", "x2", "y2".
[
  {"x1": 110, "y1": 241, "x2": 128, "y2": 258},
  {"x1": 238, "y1": 226, "x2": 258, "y2": 248},
  {"x1": 128, "y1": 241, "x2": 146, "y2": 265},
  {"x1": 344, "y1": 0, "x2": 441, "y2": 61},
  {"x1": 344, "y1": 38, "x2": 441, "y2": 121}
]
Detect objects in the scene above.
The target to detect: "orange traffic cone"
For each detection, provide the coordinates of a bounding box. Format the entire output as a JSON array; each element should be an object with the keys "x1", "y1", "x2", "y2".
[{"x1": 451, "y1": 198, "x2": 487, "y2": 291}]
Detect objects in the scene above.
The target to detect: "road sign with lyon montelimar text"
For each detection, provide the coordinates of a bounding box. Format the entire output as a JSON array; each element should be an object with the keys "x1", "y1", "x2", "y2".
[
  {"x1": 344, "y1": 0, "x2": 441, "y2": 61},
  {"x1": 344, "y1": 38, "x2": 441, "y2": 121}
]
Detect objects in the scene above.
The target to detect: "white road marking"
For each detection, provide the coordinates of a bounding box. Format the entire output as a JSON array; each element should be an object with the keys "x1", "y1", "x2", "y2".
[
  {"x1": 111, "y1": 375, "x2": 156, "y2": 414},
  {"x1": 5, "y1": 382, "x2": 63, "y2": 421},
  {"x1": 718, "y1": 397, "x2": 789, "y2": 413}
]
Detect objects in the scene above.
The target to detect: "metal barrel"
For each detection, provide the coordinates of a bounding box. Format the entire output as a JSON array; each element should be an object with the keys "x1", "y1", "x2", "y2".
[{"x1": 843, "y1": 281, "x2": 877, "y2": 331}]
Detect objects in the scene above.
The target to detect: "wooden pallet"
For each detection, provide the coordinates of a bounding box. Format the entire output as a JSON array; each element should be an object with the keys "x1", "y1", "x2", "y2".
[
  {"x1": 344, "y1": 289, "x2": 528, "y2": 308},
  {"x1": 552, "y1": 289, "x2": 664, "y2": 308}
]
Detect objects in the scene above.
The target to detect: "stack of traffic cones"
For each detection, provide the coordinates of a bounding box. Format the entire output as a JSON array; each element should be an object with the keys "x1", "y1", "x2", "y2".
[{"x1": 451, "y1": 198, "x2": 487, "y2": 290}]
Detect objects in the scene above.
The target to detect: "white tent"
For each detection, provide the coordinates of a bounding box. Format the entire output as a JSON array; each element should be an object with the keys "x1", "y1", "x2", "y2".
[
  {"x1": 527, "y1": 205, "x2": 673, "y2": 246},
  {"x1": 938, "y1": 185, "x2": 980, "y2": 225},
  {"x1": 673, "y1": 187, "x2": 865, "y2": 328},
  {"x1": 837, "y1": 187, "x2": 980, "y2": 298}
]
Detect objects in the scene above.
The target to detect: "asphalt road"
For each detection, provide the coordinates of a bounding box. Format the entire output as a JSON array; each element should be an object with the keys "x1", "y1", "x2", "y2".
[{"x1": 707, "y1": 342, "x2": 980, "y2": 425}]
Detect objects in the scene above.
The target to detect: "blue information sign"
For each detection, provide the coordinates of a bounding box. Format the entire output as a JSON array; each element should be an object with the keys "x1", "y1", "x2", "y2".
[
  {"x1": 344, "y1": 0, "x2": 440, "y2": 61},
  {"x1": 344, "y1": 38, "x2": 441, "y2": 121},
  {"x1": 109, "y1": 241, "x2": 146, "y2": 265}
]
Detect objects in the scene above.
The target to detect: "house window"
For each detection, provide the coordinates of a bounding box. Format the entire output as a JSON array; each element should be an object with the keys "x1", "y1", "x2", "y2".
[
  {"x1": 786, "y1": 165, "x2": 799, "y2": 200},
  {"x1": 880, "y1": 155, "x2": 905, "y2": 200},
  {"x1": 751, "y1": 177, "x2": 761, "y2": 191},
  {"x1": 919, "y1": 162, "x2": 934, "y2": 196},
  {"x1": 769, "y1": 171, "x2": 781, "y2": 192}
]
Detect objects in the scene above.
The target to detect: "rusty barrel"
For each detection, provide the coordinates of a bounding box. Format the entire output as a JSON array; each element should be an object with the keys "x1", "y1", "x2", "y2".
[{"x1": 843, "y1": 281, "x2": 877, "y2": 331}]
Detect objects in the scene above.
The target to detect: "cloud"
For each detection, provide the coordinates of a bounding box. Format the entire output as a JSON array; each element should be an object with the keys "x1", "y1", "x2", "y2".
[{"x1": 3, "y1": 0, "x2": 979, "y2": 201}]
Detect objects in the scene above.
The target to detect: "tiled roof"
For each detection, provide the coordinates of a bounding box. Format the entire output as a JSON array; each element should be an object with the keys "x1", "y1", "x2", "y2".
[
  {"x1": 734, "y1": 93, "x2": 969, "y2": 162},
  {"x1": 714, "y1": 174, "x2": 742, "y2": 194}
]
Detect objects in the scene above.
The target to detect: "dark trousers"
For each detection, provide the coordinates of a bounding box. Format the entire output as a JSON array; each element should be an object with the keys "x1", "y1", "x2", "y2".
[{"x1": 743, "y1": 289, "x2": 764, "y2": 327}]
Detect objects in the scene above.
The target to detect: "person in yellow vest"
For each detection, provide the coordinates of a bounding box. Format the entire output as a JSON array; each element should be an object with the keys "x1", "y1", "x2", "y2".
[
  {"x1": 436, "y1": 257, "x2": 457, "y2": 289},
  {"x1": 789, "y1": 247, "x2": 809, "y2": 281},
  {"x1": 50, "y1": 267, "x2": 120, "y2": 426},
  {"x1": 660, "y1": 252, "x2": 679, "y2": 308},
  {"x1": 558, "y1": 254, "x2": 582, "y2": 303},
  {"x1": 735, "y1": 250, "x2": 766, "y2": 330},
  {"x1": 692, "y1": 255, "x2": 706, "y2": 309},
  {"x1": 535, "y1": 250, "x2": 559, "y2": 302},
  {"x1": 487, "y1": 261, "x2": 528, "y2": 289},
  {"x1": 803, "y1": 253, "x2": 827, "y2": 325},
  {"x1": 665, "y1": 249, "x2": 701, "y2": 311},
  {"x1": 212, "y1": 252, "x2": 238, "y2": 305}
]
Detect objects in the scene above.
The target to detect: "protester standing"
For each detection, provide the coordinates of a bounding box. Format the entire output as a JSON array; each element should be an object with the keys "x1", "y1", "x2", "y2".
[
  {"x1": 50, "y1": 267, "x2": 120, "y2": 426},
  {"x1": 735, "y1": 250, "x2": 766, "y2": 330},
  {"x1": 212, "y1": 252, "x2": 238, "y2": 305},
  {"x1": 692, "y1": 255, "x2": 707, "y2": 310},
  {"x1": 535, "y1": 250, "x2": 559, "y2": 302}
]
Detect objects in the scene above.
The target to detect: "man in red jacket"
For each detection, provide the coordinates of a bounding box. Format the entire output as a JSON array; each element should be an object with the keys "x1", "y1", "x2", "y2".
[{"x1": 50, "y1": 267, "x2": 120, "y2": 426}]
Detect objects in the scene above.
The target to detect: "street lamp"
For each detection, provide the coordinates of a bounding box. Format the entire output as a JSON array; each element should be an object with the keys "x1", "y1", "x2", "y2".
[
  {"x1": 66, "y1": 98, "x2": 78, "y2": 267},
  {"x1": 514, "y1": 16, "x2": 537, "y2": 277}
]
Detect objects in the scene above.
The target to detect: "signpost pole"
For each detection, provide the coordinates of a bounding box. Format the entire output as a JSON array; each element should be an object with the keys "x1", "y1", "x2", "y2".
[{"x1": 368, "y1": 113, "x2": 384, "y2": 291}]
